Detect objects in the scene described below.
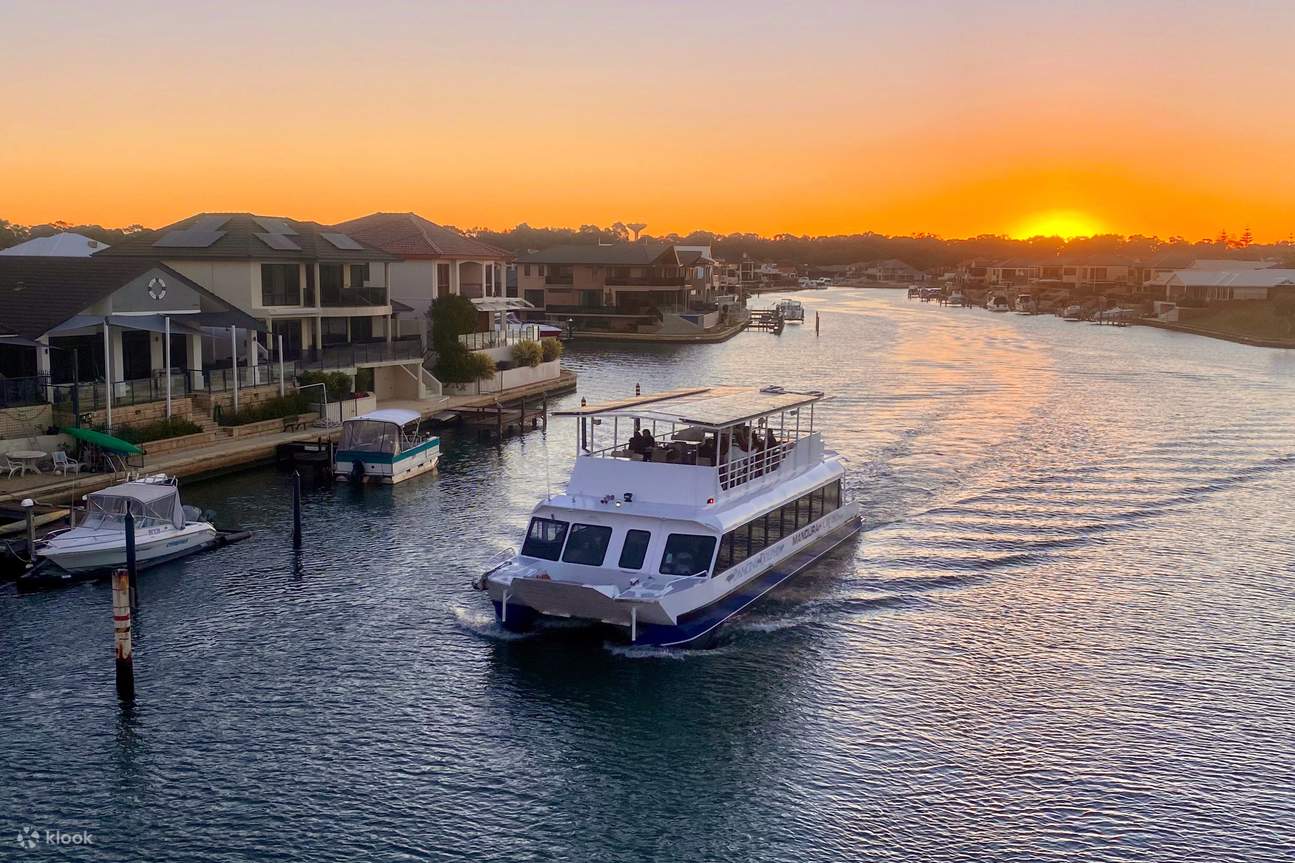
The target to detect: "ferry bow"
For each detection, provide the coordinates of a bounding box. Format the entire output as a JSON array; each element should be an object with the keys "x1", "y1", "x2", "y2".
[{"x1": 474, "y1": 385, "x2": 861, "y2": 647}]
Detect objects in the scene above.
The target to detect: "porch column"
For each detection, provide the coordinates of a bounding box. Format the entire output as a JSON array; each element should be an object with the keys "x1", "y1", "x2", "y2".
[
  {"x1": 246, "y1": 328, "x2": 261, "y2": 387},
  {"x1": 451, "y1": 260, "x2": 462, "y2": 295},
  {"x1": 36, "y1": 338, "x2": 53, "y2": 405},
  {"x1": 430, "y1": 262, "x2": 439, "y2": 301},
  {"x1": 103, "y1": 321, "x2": 113, "y2": 431},
  {"x1": 483, "y1": 260, "x2": 492, "y2": 296},
  {"x1": 188, "y1": 333, "x2": 203, "y2": 391}
]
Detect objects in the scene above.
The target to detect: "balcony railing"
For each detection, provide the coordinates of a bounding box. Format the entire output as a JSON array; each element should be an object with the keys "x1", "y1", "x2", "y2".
[
  {"x1": 605, "y1": 275, "x2": 686, "y2": 287},
  {"x1": 320, "y1": 287, "x2": 388, "y2": 307},
  {"x1": 458, "y1": 325, "x2": 543, "y2": 351},
  {"x1": 292, "y1": 339, "x2": 424, "y2": 372}
]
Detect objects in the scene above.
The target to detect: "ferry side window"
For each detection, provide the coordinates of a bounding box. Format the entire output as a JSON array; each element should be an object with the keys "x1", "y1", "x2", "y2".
[
  {"x1": 562, "y1": 523, "x2": 613, "y2": 566},
  {"x1": 824, "y1": 480, "x2": 840, "y2": 512},
  {"x1": 766, "y1": 509, "x2": 783, "y2": 545},
  {"x1": 618, "y1": 529, "x2": 652, "y2": 570},
  {"x1": 731, "y1": 523, "x2": 751, "y2": 566},
  {"x1": 716, "y1": 532, "x2": 735, "y2": 573},
  {"x1": 750, "y1": 515, "x2": 767, "y2": 555},
  {"x1": 660, "y1": 534, "x2": 718, "y2": 577},
  {"x1": 780, "y1": 503, "x2": 796, "y2": 536},
  {"x1": 815, "y1": 486, "x2": 826, "y2": 518},
  {"x1": 521, "y1": 517, "x2": 569, "y2": 561}
]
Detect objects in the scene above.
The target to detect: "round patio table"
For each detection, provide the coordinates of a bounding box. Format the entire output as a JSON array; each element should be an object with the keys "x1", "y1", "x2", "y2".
[{"x1": 9, "y1": 450, "x2": 48, "y2": 475}]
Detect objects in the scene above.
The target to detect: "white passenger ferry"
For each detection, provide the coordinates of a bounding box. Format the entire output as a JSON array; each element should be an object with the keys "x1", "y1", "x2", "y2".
[
  {"x1": 473, "y1": 386, "x2": 862, "y2": 647},
  {"x1": 333, "y1": 409, "x2": 439, "y2": 484}
]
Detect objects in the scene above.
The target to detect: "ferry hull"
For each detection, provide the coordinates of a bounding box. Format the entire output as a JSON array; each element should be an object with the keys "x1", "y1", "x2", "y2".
[{"x1": 492, "y1": 508, "x2": 861, "y2": 647}]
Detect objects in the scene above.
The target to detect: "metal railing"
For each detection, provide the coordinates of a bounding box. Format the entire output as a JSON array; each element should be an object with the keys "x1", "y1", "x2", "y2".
[
  {"x1": 0, "y1": 375, "x2": 50, "y2": 409},
  {"x1": 292, "y1": 340, "x2": 424, "y2": 372},
  {"x1": 320, "y1": 287, "x2": 388, "y2": 307},
  {"x1": 458, "y1": 325, "x2": 542, "y2": 351}
]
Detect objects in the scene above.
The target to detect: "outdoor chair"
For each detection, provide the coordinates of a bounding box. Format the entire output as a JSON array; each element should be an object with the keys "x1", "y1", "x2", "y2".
[
  {"x1": 52, "y1": 451, "x2": 82, "y2": 476},
  {"x1": 3, "y1": 456, "x2": 21, "y2": 479}
]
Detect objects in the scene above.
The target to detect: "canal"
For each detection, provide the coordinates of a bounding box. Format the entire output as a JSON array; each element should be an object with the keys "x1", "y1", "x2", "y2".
[{"x1": 3, "y1": 288, "x2": 1293, "y2": 861}]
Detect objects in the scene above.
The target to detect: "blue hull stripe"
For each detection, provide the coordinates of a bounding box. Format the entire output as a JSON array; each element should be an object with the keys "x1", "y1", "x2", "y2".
[
  {"x1": 494, "y1": 515, "x2": 861, "y2": 647},
  {"x1": 336, "y1": 438, "x2": 439, "y2": 466}
]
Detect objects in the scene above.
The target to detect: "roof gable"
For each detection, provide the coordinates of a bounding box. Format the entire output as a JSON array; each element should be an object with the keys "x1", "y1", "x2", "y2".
[
  {"x1": 333, "y1": 212, "x2": 510, "y2": 260},
  {"x1": 97, "y1": 213, "x2": 395, "y2": 263}
]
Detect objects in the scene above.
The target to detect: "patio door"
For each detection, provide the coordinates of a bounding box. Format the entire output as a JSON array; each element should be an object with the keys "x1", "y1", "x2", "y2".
[{"x1": 121, "y1": 331, "x2": 152, "y2": 381}]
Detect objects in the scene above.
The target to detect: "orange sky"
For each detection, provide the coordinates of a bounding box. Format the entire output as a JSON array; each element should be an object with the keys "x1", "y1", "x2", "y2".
[{"x1": 4, "y1": 1, "x2": 1294, "y2": 240}]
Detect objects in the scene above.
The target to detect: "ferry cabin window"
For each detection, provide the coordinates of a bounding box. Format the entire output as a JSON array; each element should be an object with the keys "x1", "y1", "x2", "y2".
[
  {"x1": 714, "y1": 481, "x2": 844, "y2": 577},
  {"x1": 660, "y1": 534, "x2": 718, "y2": 577},
  {"x1": 618, "y1": 529, "x2": 651, "y2": 570},
  {"x1": 521, "y1": 517, "x2": 569, "y2": 561},
  {"x1": 561, "y1": 524, "x2": 613, "y2": 566}
]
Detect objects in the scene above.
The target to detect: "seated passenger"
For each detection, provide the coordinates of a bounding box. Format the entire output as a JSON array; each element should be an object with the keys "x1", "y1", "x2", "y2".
[{"x1": 627, "y1": 430, "x2": 647, "y2": 454}]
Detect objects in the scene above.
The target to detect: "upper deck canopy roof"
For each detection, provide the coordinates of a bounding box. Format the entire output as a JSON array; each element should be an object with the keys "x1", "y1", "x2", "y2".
[{"x1": 555, "y1": 386, "x2": 823, "y2": 429}]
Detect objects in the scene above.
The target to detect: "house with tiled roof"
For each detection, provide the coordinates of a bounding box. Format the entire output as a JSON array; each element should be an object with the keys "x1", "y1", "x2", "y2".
[
  {"x1": 514, "y1": 241, "x2": 720, "y2": 334},
  {"x1": 332, "y1": 212, "x2": 512, "y2": 340},
  {"x1": 99, "y1": 213, "x2": 439, "y2": 406}
]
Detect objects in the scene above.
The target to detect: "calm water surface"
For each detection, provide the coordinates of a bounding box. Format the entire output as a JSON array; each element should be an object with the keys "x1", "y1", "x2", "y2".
[{"x1": 3, "y1": 289, "x2": 1294, "y2": 861}]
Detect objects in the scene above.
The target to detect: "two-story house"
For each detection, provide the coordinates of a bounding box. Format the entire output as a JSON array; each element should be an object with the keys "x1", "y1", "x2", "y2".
[
  {"x1": 515, "y1": 242, "x2": 718, "y2": 334},
  {"x1": 332, "y1": 212, "x2": 512, "y2": 341},
  {"x1": 98, "y1": 213, "x2": 437, "y2": 405}
]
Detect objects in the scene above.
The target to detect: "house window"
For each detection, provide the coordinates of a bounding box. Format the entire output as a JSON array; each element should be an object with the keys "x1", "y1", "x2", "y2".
[
  {"x1": 320, "y1": 264, "x2": 343, "y2": 304},
  {"x1": 320, "y1": 317, "x2": 348, "y2": 346},
  {"x1": 349, "y1": 264, "x2": 368, "y2": 287},
  {"x1": 349, "y1": 316, "x2": 374, "y2": 342},
  {"x1": 525, "y1": 290, "x2": 546, "y2": 307},
  {"x1": 523, "y1": 264, "x2": 531, "y2": 277},
  {"x1": 260, "y1": 264, "x2": 301, "y2": 306}
]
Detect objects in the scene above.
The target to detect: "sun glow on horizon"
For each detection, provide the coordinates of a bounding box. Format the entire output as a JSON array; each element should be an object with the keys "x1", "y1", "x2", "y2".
[{"x1": 1012, "y1": 210, "x2": 1107, "y2": 240}]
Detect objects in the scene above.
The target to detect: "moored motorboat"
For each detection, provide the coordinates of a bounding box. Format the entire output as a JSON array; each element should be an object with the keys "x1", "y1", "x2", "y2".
[
  {"x1": 333, "y1": 409, "x2": 439, "y2": 484},
  {"x1": 987, "y1": 293, "x2": 1010, "y2": 312},
  {"x1": 777, "y1": 299, "x2": 805, "y2": 322},
  {"x1": 474, "y1": 385, "x2": 862, "y2": 647},
  {"x1": 1061, "y1": 305, "x2": 1084, "y2": 321},
  {"x1": 35, "y1": 475, "x2": 219, "y2": 576}
]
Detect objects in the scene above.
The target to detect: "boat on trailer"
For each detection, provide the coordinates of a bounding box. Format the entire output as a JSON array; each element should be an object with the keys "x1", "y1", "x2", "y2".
[
  {"x1": 334, "y1": 408, "x2": 439, "y2": 484},
  {"x1": 36, "y1": 475, "x2": 219, "y2": 576},
  {"x1": 473, "y1": 385, "x2": 862, "y2": 647}
]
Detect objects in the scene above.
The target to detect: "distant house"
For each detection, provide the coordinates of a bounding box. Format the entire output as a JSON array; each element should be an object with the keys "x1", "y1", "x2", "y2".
[
  {"x1": 0, "y1": 232, "x2": 110, "y2": 257},
  {"x1": 1159, "y1": 269, "x2": 1295, "y2": 302},
  {"x1": 0, "y1": 256, "x2": 258, "y2": 428},
  {"x1": 855, "y1": 259, "x2": 925, "y2": 283},
  {"x1": 332, "y1": 212, "x2": 511, "y2": 340},
  {"x1": 97, "y1": 213, "x2": 437, "y2": 403},
  {"x1": 515, "y1": 242, "x2": 717, "y2": 333}
]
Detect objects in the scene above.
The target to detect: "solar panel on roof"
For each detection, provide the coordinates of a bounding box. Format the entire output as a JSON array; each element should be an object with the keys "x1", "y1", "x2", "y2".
[
  {"x1": 190, "y1": 215, "x2": 230, "y2": 231},
  {"x1": 256, "y1": 232, "x2": 302, "y2": 251},
  {"x1": 152, "y1": 229, "x2": 225, "y2": 248},
  {"x1": 254, "y1": 217, "x2": 297, "y2": 235},
  {"x1": 321, "y1": 232, "x2": 364, "y2": 251}
]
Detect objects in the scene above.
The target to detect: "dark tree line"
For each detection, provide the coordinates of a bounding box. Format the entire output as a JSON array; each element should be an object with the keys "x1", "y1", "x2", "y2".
[
  {"x1": 0, "y1": 219, "x2": 146, "y2": 250},
  {"x1": 5, "y1": 216, "x2": 1293, "y2": 270}
]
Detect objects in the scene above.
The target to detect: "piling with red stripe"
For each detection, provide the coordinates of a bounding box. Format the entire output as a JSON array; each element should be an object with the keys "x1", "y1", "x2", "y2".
[{"x1": 112, "y1": 568, "x2": 135, "y2": 701}]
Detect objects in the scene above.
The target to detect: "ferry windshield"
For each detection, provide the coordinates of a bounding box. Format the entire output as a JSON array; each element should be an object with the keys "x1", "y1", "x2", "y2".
[
  {"x1": 521, "y1": 517, "x2": 569, "y2": 560},
  {"x1": 659, "y1": 534, "x2": 717, "y2": 577},
  {"x1": 561, "y1": 524, "x2": 612, "y2": 566}
]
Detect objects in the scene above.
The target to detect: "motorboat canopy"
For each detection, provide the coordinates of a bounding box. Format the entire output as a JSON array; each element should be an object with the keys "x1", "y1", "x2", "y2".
[
  {"x1": 84, "y1": 480, "x2": 185, "y2": 529},
  {"x1": 339, "y1": 409, "x2": 425, "y2": 455}
]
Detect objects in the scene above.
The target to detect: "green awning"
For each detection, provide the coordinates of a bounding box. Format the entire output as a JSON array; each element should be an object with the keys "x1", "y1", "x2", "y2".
[{"x1": 61, "y1": 426, "x2": 144, "y2": 455}]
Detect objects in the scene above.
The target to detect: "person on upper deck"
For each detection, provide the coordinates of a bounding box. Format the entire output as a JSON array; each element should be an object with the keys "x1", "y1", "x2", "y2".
[{"x1": 628, "y1": 430, "x2": 648, "y2": 455}]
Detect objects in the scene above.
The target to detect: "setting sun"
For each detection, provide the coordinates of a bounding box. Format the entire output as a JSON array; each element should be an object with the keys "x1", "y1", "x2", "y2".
[{"x1": 1013, "y1": 210, "x2": 1107, "y2": 240}]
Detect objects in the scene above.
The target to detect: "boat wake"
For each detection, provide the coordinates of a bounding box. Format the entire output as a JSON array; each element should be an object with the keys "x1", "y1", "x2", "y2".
[{"x1": 448, "y1": 604, "x2": 536, "y2": 641}]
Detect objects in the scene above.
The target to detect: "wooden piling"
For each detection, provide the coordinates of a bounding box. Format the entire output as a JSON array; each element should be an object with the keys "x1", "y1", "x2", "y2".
[
  {"x1": 495, "y1": 401, "x2": 503, "y2": 444},
  {"x1": 112, "y1": 568, "x2": 135, "y2": 701},
  {"x1": 816, "y1": 311, "x2": 820, "y2": 335},
  {"x1": 22, "y1": 498, "x2": 35, "y2": 563},
  {"x1": 292, "y1": 470, "x2": 302, "y2": 548}
]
